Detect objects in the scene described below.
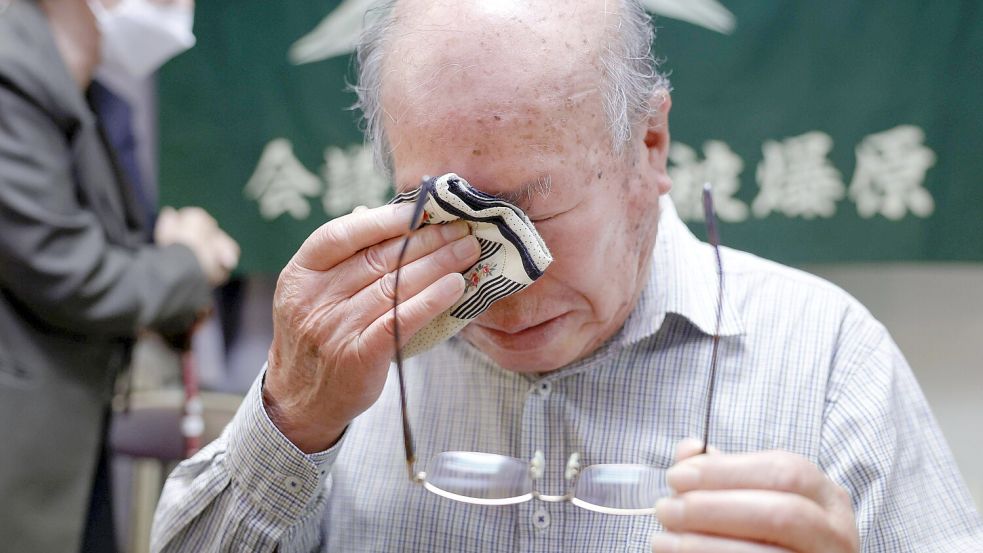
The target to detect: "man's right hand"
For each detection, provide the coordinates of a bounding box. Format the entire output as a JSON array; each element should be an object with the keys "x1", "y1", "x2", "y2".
[
  {"x1": 155, "y1": 206, "x2": 240, "y2": 286},
  {"x1": 262, "y1": 203, "x2": 480, "y2": 453}
]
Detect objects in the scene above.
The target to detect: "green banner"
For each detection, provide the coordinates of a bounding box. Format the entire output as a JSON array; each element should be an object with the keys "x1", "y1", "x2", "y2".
[{"x1": 159, "y1": 1, "x2": 983, "y2": 273}]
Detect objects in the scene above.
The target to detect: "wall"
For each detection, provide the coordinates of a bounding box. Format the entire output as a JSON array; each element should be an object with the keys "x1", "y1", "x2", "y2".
[{"x1": 806, "y1": 264, "x2": 983, "y2": 509}]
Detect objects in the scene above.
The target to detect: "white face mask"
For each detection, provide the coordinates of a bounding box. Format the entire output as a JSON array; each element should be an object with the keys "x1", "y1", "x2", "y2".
[{"x1": 88, "y1": 0, "x2": 196, "y2": 86}]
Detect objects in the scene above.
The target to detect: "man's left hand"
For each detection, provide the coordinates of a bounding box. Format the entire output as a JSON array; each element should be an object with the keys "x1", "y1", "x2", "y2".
[{"x1": 652, "y1": 439, "x2": 860, "y2": 553}]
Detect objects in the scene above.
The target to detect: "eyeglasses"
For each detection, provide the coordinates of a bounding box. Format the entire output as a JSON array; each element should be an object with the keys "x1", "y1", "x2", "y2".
[{"x1": 391, "y1": 179, "x2": 725, "y2": 515}]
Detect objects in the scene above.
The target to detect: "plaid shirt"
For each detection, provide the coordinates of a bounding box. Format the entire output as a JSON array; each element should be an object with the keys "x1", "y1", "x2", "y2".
[{"x1": 153, "y1": 200, "x2": 983, "y2": 552}]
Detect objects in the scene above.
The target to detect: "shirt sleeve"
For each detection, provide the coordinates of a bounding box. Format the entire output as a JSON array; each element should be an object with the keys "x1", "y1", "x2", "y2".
[
  {"x1": 151, "y1": 369, "x2": 344, "y2": 552},
  {"x1": 819, "y1": 318, "x2": 983, "y2": 552}
]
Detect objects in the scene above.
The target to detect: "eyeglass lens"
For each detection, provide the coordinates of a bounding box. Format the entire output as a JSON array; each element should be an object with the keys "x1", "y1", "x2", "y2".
[{"x1": 424, "y1": 452, "x2": 672, "y2": 514}]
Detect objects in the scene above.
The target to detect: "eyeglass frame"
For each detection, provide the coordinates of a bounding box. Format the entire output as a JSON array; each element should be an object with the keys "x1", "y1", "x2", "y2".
[{"x1": 391, "y1": 178, "x2": 725, "y2": 514}]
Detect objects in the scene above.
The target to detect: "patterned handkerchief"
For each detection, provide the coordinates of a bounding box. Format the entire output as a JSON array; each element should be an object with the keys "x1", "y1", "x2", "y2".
[{"x1": 389, "y1": 173, "x2": 553, "y2": 357}]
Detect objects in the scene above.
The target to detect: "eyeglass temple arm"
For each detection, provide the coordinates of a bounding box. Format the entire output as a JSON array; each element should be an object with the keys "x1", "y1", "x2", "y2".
[
  {"x1": 393, "y1": 177, "x2": 437, "y2": 480},
  {"x1": 701, "y1": 183, "x2": 724, "y2": 456}
]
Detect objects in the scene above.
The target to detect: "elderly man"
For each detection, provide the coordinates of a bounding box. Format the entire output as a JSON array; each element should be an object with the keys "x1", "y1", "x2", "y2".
[{"x1": 152, "y1": 0, "x2": 983, "y2": 551}]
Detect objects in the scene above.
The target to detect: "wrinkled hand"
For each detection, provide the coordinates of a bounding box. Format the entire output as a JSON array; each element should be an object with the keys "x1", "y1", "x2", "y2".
[
  {"x1": 155, "y1": 206, "x2": 240, "y2": 286},
  {"x1": 262, "y1": 204, "x2": 479, "y2": 453},
  {"x1": 652, "y1": 439, "x2": 859, "y2": 553}
]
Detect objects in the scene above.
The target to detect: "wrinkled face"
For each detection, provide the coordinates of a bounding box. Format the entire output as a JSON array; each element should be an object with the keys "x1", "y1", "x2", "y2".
[{"x1": 384, "y1": 2, "x2": 670, "y2": 373}]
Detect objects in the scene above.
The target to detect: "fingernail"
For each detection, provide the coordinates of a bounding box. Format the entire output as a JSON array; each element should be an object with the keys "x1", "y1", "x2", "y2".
[
  {"x1": 655, "y1": 497, "x2": 683, "y2": 526},
  {"x1": 666, "y1": 465, "x2": 700, "y2": 491},
  {"x1": 441, "y1": 221, "x2": 469, "y2": 241},
  {"x1": 439, "y1": 273, "x2": 465, "y2": 295},
  {"x1": 650, "y1": 532, "x2": 680, "y2": 552},
  {"x1": 452, "y1": 236, "x2": 479, "y2": 261}
]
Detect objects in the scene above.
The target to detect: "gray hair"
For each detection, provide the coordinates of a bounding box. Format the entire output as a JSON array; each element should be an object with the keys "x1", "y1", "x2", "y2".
[{"x1": 350, "y1": 0, "x2": 670, "y2": 174}]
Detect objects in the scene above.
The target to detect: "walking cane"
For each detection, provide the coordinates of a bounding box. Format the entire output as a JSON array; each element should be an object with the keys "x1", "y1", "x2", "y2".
[
  {"x1": 173, "y1": 312, "x2": 210, "y2": 459},
  {"x1": 180, "y1": 345, "x2": 203, "y2": 458}
]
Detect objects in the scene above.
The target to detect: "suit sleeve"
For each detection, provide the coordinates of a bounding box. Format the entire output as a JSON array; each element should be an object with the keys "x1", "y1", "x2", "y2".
[{"x1": 0, "y1": 82, "x2": 211, "y2": 338}]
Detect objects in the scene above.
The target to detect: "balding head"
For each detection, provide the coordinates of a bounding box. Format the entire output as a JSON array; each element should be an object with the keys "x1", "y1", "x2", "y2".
[
  {"x1": 353, "y1": 0, "x2": 668, "y2": 173},
  {"x1": 386, "y1": 0, "x2": 603, "y2": 122}
]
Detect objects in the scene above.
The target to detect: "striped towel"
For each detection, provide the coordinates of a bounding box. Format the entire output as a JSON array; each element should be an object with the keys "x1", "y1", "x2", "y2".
[{"x1": 389, "y1": 173, "x2": 553, "y2": 357}]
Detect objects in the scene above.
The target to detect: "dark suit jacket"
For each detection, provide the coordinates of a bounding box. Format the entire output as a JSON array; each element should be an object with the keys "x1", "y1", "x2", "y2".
[{"x1": 0, "y1": 2, "x2": 212, "y2": 550}]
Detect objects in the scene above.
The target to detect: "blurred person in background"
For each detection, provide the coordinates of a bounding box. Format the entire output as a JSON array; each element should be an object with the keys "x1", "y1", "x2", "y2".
[{"x1": 0, "y1": 0, "x2": 239, "y2": 551}]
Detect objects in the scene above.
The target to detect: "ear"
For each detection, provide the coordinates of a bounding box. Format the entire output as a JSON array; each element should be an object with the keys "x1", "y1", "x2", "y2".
[{"x1": 641, "y1": 89, "x2": 672, "y2": 196}]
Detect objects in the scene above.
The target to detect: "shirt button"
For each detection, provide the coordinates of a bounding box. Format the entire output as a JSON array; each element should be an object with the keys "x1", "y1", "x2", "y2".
[
  {"x1": 283, "y1": 475, "x2": 303, "y2": 494},
  {"x1": 532, "y1": 507, "x2": 551, "y2": 529},
  {"x1": 536, "y1": 381, "x2": 552, "y2": 398}
]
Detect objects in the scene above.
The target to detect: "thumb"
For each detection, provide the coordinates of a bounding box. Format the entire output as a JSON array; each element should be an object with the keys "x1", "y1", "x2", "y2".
[
  {"x1": 157, "y1": 206, "x2": 178, "y2": 224},
  {"x1": 154, "y1": 207, "x2": 180, "y2": 242}
]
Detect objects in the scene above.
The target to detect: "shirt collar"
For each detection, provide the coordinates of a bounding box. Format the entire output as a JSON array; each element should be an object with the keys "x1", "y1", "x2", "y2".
[{"x1": 619, "y1": 195, "x2": 746, "y2": 346}]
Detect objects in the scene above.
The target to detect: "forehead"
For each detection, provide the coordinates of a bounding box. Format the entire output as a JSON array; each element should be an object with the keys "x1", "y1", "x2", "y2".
[
  {"x1": 387, "y1": 88, "x2": 608, "y2": 201},
  {"x1": 387, "y1": 0, "x2": 608, "y2": 69},
  {"x1": 380, "y1": 0, "x2": 619, "y2": 199},
  {"x1": 381, "y1": 25, "x2": 602, "y2": 138},
  {"x1": 383, "y1": 50, "x2": 608, "y2": 194},
  {"x1": 383, "y1": 4, "x2": 604, "y2": 126}
]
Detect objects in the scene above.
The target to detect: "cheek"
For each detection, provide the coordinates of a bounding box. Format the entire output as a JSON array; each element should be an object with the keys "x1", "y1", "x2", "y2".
[
  {"x1": 536, "y1": 203, "x2": 636, "y2": 292},
  {"x1": 545, "y1": 180, "x2": 657, "y2": 300},
  {"x1": 625, "y1": 186, "x2": 659, "y2": 252}
]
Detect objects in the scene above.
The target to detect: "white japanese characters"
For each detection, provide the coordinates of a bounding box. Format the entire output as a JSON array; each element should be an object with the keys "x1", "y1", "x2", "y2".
[
  {"x1": 668, "y1": 141, "x2": 748, "y2": 222},
  {"x1": 244, "y1": 139, "x2": 390, "y2": 221},
  {"x1": 244, "y1": 139, "x2": 322, "y2": 221},
  {"x1": 321, "y1": 145, "x2": 391, "y2": 217},
  {"x1": 849, "y1": 125, "x2": 937, "y2": 221},
  {"x1": 752, "y1": 131, "x2": 844, "y2": 219},
  {"x1": 246, "y1": 125, "x2": 936, "y2": 224},
  {"x1": 668, "y1": 125, "x2": 937, "y2": 223}
]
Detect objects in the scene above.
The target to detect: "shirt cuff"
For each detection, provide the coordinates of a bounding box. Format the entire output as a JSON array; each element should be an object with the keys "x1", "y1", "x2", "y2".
[{"x1": 225, "y1": 366, "x2": 344, "y2": 526}]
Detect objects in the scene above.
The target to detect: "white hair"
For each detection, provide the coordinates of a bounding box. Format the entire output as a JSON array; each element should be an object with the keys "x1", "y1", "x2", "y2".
[{"x1": 350, "y1": 0, "x2": 670, "y2": 173}]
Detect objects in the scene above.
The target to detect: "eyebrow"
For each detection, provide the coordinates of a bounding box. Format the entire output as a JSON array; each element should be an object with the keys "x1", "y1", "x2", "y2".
[{"x1": 487, "y1": 174, "x2": 553, "y2": 211}]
